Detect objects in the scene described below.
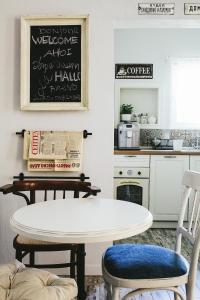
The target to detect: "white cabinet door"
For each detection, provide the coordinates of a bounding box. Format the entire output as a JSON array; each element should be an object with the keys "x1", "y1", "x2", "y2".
[
  {"x1": 190, "y1": 156, "x2": 200, "y2": 171},
  {"x1": 150, "y1": 155, "x2": 189, "y2": 221}
]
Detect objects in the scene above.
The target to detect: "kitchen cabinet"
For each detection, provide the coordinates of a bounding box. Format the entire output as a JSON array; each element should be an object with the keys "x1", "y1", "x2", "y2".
[
  {"x1": 190, "y1": 155, "x2": 200, "y2": 171},
  {"x1": 149, "y1": 155, "x2": 189, "y2": 221}
]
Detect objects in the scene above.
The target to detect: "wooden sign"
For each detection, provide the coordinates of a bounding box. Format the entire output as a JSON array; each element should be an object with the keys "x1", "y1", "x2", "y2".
[
  {"x1": 138, "y1": 3, "x2": 175, "y2": 15},
  {"x1": 184, "y1": 3, "x2": 200, "y2": 15},
  {"x1": 115, "y1": 64, "x2": 153, "y2": 79},
  {"x1": 21, "y1": 16, "x2": 89, "y2": 111}
]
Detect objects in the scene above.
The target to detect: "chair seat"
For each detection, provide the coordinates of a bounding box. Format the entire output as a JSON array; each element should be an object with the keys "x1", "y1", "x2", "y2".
[
  {"x1": 0, "y1": 260, "x2": 77, "y2": 300},
  {"x1": 16, "y1": 235, "x2": 61, "y2": 245},
  {"x1": 14, "y1": 235, "x2": 77, "y2": 250},
  {"x1": 104, "y1": 244, "x2": 188, "y2": 280}
]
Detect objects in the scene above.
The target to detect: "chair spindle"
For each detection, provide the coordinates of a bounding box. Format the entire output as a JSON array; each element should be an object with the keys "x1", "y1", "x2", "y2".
[
  {"x1": 30, "y1": 190, "x2": 35, "y2": 204},
  {"x1": 44, "y1": 190, "x2": 47, "y2": 201},
  {"x1": 74, "y1": 190, "x2": 79, "y2": 198},
  {"x1": 192, "y1": 192, "x2": 200, "y2": 237},
  {"x1": 189, "y1": 190, "x2": 198, "y2": 233}
]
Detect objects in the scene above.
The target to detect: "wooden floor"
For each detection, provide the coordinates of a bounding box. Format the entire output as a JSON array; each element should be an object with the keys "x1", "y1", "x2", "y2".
[
  {"x1": 85, "y1": 229, "x2": 200, "y2": 299},
  {"x1": 86, "y1": 266, "x2": 200, "y2": 300},
  {"x1": 86, "y1": 270, "x2": 200, "y2": 299}
]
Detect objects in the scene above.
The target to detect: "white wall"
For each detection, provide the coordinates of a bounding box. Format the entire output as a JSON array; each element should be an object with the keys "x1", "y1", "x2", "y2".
[{"x1": 0, "y1": 0, "x2": 199, "y2": 274}]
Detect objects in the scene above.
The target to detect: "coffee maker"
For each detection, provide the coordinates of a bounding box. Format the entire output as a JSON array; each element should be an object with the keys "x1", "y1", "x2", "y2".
[{"x1": 118, "y1": 123, "x2": 140, "y2": 149}]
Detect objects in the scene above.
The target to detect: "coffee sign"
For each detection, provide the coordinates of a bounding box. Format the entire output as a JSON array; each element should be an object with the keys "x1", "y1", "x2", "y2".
[{"x1": 115, "y1": 64, "x2": 153, "y2": 79}]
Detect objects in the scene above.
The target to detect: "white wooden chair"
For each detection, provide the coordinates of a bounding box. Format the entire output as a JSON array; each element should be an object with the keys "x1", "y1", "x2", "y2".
[{"x1": 102, "y1": 170, "x2": 200, "y2": 300}]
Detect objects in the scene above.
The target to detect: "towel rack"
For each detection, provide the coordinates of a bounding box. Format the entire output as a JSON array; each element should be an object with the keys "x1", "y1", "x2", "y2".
[
  {"x1": 13, "y1": 172, "x2": 89, "y2": 182},
  {"x1": 16, "y1": 129, "x2": 92, "y2": 139}
]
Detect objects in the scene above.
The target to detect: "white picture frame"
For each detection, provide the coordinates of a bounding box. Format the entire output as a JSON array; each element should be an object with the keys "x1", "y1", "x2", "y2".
[{"x1": 20, "y1": 15, "x2": 89, "y2": 111}]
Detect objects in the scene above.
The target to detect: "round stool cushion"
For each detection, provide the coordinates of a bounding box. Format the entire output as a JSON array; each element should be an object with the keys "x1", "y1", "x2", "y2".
[
  {"x1": 104, "y1": 244, "x2": 188, "y2": 280},
  {"x1": 0, "y1": 260, "x2": 77, "y2": 300}
]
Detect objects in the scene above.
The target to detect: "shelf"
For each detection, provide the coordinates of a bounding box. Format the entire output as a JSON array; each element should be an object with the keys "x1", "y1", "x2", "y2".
[
  {"x1": 139, "y1": 123, "x2": 160, "y2": 129},
  {"x1": 120, "y1": 87, "x2": 158, "y2": 123},
  {"x1": 114, "y1": 83, "x2": 160, "y2": 128}
]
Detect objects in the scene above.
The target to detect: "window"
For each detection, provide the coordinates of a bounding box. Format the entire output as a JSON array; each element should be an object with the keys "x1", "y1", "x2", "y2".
[{"x1": 170, "y1": 58, "x2": 200, "y2": 129}]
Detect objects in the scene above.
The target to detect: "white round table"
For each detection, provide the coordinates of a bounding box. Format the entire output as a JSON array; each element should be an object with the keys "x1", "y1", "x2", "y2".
[
  {"x1": 10, "y1": 198, "x2": 153, "y2": 299},
  {"x1": 10, "y1": 198, "x2": 152, "y2": 243}
]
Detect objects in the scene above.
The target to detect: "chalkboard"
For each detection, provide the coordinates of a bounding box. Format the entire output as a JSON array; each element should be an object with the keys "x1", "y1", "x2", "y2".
[
  {"x1": 30, "y1": 25, "x2": 81, "y2": 103},
  {"x1": 21, "y1": 16, "x2": 88, "y2": 110}
]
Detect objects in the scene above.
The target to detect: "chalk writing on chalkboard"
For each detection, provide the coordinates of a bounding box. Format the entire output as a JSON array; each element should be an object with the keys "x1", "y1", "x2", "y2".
[
  {"x1": 30, "y1": 25, "x2": 81, "y2": 103},
  {"x1": 21, "y1": 16, "x2": 88, "y2": 111}
]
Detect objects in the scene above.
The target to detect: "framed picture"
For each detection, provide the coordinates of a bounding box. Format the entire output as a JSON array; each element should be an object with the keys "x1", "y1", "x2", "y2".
[{"x1": 20, "y1": 15, "x2": 89, "y2": 111}]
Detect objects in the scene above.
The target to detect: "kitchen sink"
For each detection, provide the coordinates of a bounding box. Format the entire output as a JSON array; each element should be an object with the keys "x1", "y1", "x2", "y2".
[
  {"x1": 140, "y1": 148, "x2": 174, "y2": 151},
  {"x1": 140, "y1": 147, "x2": 200, "y2": 152}
]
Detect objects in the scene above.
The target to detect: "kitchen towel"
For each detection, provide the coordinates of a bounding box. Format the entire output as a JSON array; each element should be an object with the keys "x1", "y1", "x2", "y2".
[{"x1": 23, "y1": 130, "x2": 83, "y2": 172}]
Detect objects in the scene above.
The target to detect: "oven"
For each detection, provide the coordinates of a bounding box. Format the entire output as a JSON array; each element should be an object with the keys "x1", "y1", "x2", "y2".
[{"x1": 114, "y1": 155, "x2": 150, "y2": 209}]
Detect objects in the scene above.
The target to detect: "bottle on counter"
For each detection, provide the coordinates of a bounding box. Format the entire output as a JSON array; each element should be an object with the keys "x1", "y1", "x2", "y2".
[
  {"x1": 132, "y1": 114, "x2": 137, "y2": 122},
  {"x1": 140, "y1": 113, "x2": 148, "y2": 124},
  {"x1": 140, "y1": 113, "x2": 144, "y2": 124},
  {"x1": 144, "y1": 113, "x2": 148, "y2": 124},
  {"x1": 136, "y1": 114, "x2": 141, "y2": 123}
]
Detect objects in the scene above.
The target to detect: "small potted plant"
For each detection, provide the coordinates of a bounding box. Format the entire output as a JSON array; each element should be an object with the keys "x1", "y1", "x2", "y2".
[{"x1": 120, "y1": 104, "x2": 134, "y2": 121}]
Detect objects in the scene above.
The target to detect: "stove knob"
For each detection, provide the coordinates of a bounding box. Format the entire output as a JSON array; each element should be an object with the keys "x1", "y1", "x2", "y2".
[
  {"x1": 138, "y1": 171, "x2": 141, "y2": 175},
  {"x1": 119, "y1": 171, "x2": 123, "y2": 175}
]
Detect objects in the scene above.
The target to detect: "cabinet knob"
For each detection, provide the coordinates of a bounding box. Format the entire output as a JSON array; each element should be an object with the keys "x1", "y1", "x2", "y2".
[
  {"x1": 119, "y1": 171, "x2": 123, "y2": 175},
  {"x1": 138, "y1": 171, "x2": 141, "y2": 175}
]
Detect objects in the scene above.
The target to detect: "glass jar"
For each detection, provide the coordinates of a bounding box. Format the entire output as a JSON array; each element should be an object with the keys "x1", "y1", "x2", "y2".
[{"x1": 140, "y1": 113, "x2": 147, "y2": 124}]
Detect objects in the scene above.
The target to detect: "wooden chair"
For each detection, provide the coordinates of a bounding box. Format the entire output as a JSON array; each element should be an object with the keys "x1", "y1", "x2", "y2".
[
  {"x1": 0, "y1": 179, "x2": 101, "y2": 298},
  {"x1": 102, "y1": 170, "x2": 200, "y2": 300}
]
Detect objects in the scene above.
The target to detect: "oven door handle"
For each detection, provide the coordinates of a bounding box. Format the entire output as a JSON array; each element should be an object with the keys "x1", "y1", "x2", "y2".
[{"x1": 119, "y1": 181, "x2": 140, "y2": 185}]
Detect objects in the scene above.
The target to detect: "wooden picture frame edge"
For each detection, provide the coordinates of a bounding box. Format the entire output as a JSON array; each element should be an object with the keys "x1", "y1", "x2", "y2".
[{"x1": 20, "y1": 15, "x2": 89, "y2": 111}]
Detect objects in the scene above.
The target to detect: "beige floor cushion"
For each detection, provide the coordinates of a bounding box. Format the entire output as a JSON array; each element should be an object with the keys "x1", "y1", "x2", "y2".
[{"x1": 0, "y1": 260, "x2": 78, "y2": 300}]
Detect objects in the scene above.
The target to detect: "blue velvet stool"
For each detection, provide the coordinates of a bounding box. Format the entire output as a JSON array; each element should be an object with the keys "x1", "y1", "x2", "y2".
[{"x1": 104, "y1": 244, "x2": 187, "y2": 280}]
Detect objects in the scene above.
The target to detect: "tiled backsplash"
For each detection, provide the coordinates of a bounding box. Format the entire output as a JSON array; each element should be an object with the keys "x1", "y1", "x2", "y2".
[
  {"x1": 114, "y1": 128, "x2": 200, "y2": 148},
  {"x1": 140, "y1": 129, "x2": 200, "y2": 147}
]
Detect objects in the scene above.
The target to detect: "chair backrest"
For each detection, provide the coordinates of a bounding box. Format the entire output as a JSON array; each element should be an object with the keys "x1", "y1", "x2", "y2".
[
  {"x1": 175, "y1": 170, "x2": 200, "y2": 286},
  {"x1": 10, "y1": 180, "x2": 100, "y2": 205}
]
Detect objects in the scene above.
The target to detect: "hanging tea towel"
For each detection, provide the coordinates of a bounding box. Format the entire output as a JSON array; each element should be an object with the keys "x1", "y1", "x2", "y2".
[{"x1": 23, "y1": 131, "x2": 83, "y2": 172}]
